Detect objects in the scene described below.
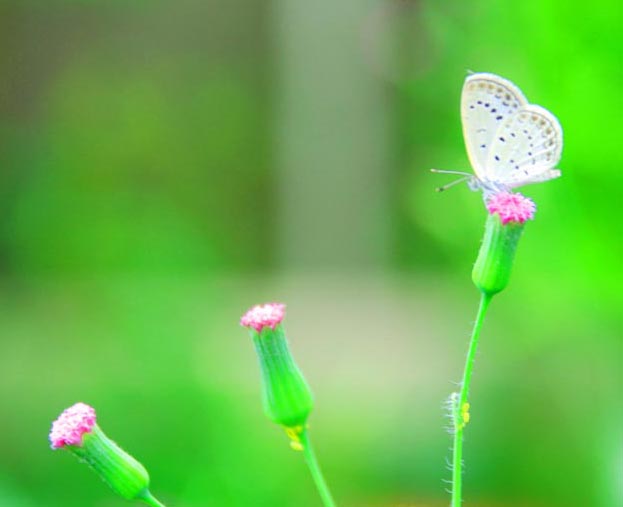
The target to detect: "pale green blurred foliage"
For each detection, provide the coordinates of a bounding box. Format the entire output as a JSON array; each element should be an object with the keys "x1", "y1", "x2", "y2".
[{"x1": 0, "y1": 1, "x2": 621, "y2": 507}]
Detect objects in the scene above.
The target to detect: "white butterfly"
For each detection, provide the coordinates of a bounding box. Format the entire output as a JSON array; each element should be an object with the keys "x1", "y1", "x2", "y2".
[{"x1": 433, "y1": 72, "x2": 563, "y2": 195}]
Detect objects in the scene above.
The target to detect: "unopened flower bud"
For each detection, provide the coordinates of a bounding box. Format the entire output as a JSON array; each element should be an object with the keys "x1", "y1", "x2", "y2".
[
  {"x1": 241, "y1": 303, "x2": 314, "y2": 429},
  {"x1": 472, "y1": 192, "x2": 536, "y2": 295},
  {"x1": 50, "y1": 403, "x2": 164, "y2": 506}
]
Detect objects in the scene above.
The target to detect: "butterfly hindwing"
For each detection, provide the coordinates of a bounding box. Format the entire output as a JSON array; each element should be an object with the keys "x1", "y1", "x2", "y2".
[{"x1": 484, "y1": 104, "x2": 563, "y2": 187}]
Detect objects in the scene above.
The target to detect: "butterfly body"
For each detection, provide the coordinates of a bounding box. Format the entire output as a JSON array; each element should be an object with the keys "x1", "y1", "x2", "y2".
[{"x1": 439, "y1": 73, "x2": 563, "y2": 195}]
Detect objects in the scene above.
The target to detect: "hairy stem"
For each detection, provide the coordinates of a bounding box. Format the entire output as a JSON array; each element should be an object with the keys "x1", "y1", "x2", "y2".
[
  {"x1": 452, "y1": 292, "x2": 493, "y2": 507},
  {"x1": 299, "y1": 429, "x2": 337, "y2": 507}
]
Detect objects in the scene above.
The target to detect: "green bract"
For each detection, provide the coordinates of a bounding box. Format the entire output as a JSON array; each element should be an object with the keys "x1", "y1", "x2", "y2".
[
  {"x1": 67, "y1": 425, "x2": 154, "y2": 503},
  {"x1": 472, "y1": 213, "x2": 526, "y2": 295},
  {"x1": 250, "y1": 324, "x2": 314, "y2": 428}
]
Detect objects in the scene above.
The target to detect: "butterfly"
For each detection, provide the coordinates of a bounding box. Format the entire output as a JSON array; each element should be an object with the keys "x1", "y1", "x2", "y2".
[{"x1": 433, "y1": 72, "x2": 563, "y2": 195}]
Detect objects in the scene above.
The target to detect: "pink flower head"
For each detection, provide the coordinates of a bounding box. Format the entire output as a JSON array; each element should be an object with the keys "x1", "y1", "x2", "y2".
[
  {"x1": 486, "y1": 191, "x2": 536, "y2": 225},
  {"x1": 240, "y1": 303, "x2": 286, "y2": 333},
  {"x1": 49, "y1": 402, "x2": 96, "y2": 449}
]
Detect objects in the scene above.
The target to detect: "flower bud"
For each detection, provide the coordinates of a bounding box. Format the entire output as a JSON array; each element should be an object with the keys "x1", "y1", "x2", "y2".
[
  {"x1": 50, "y1": 403, "x2": 163, "y2": 506},
  {"x1": 241, "y1": 303, "x2": 314, "y2": 429},
  {"x1": 472, "y1": 192, "x2": 536, "y2": 295}
]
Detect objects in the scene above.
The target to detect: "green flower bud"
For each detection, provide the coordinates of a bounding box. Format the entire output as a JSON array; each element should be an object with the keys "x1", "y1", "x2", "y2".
[
  {"x1": 50, "y1": 403, "x2": 165, "y2": 506},
  {"x1": 241, "y1": 303, "x2": 314, "y2": 429},
  {"x1": 70, "y1": 425, "x2": 151, "y2": 501},
  {"x1": 472, "y1": 192, "x2": 536, "y2": 295}
]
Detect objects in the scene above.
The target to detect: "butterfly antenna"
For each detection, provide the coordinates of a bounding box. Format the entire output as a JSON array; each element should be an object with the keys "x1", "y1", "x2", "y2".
[
  {"x1": 430, "y1": 169, "x2": 472, "y2": 177},
  {"x1": 435, "y1": 176, "x2": 469, "y2": 192}
]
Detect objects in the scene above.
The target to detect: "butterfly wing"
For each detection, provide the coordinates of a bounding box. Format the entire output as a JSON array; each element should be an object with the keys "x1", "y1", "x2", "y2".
[
  {"x1": 484, "y1": 104, "x2": 563, "y2": 188},
  {"x1": 461, "y1": 73, "x2": 528, "y2": 180}
]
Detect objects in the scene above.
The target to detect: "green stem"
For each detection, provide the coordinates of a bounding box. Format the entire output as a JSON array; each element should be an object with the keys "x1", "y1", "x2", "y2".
[
  {"x1": 299, "y1": 429, "x2": 337, "y2": 507},
  {"x1": 452, "y1": 292, "x2": 493, "y2": 507},
  {"x1": 139, "y1": 490, "x2": 167, "y2": 507}
]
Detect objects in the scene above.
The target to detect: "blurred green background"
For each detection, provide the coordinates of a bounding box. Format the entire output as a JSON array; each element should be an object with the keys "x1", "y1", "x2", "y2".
[{"x1": 0, "y1": 1, "x2": 621, "y2": 506}]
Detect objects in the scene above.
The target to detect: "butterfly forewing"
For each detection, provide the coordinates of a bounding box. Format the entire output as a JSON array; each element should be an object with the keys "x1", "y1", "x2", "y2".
[
  {"x1": 461, "y1": 73, "x2": 528, "y2": 179},
  {"x1": 484, "y1": 104, "x2": 563, "y2": 187}
]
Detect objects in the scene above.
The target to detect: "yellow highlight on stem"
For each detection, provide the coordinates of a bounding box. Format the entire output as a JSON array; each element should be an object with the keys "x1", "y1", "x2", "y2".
[
  {"x1": 284, "y1": 425, "x2": 305, "y2": 452},
  {"x1": 461, "y1": 402, "x2": 471, "y2": 426}
]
